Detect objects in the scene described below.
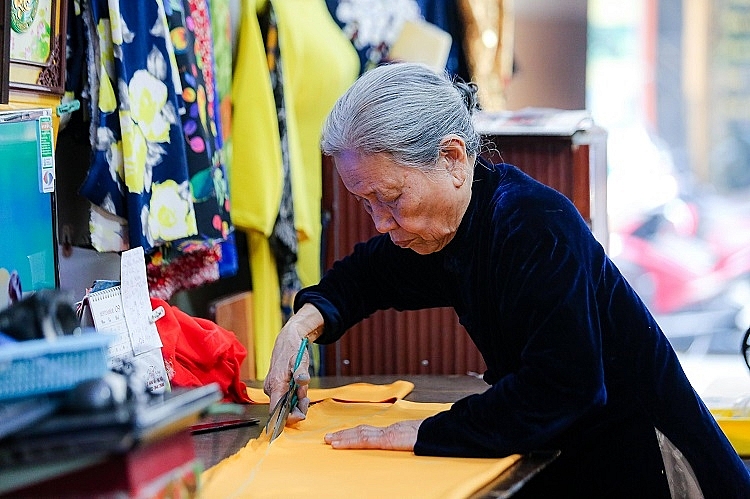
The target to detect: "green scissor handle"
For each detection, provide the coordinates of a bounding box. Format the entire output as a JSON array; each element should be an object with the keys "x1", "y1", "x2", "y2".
[
  {"x1": 265, "y1": 337, "x2": 309, "y2": 442},
  {"x1": 289, "y1": 337, "x2": 309, "y2": 408}
]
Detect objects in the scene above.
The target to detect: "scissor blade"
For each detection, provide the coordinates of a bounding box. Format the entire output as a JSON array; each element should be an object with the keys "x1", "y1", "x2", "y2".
[
  {"x1": 264, "y1": 391, "x2": 289, "y2": 439},
  {"x1": 269, "y1": 393, "x2": 292, "y2": 442},
  {"x1": 265, "y1": 339, "x2": 309, "y2": 443}
]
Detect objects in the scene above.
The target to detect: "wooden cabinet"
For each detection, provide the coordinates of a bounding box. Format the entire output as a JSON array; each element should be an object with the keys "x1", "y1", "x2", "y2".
[
  {"x1": 480, "y1": 124, "x2": 609, "y2": 249},
  {"x1": 321, "y1": 112, "x2": 607, "y2": 376}
]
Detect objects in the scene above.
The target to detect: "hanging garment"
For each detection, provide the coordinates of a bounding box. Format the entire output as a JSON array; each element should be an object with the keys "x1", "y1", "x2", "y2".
[
  {"x1": 263, "y1": 4, "x2": 302, "y2": 325},
  {"x1": 230, "y1": 0, "x2": 285, "y2": 380},
  {"x1": 55, "y1": 0, "x2": 99, "y2": 250},
  {"x1": 165, "y1": 0, "x2": 231, "y2": 245},
  {"x1": 143, "y1": 0, "x2": 237, "y2": 299},
  {"x1": 230, "y1": 0, "x2": 357, "y2": 378},
  {"x1": 325, "y1": 0, "x2": 421, "y2": 74},
  {"x1": 81, "y1": 0, "x2": 197, "y2": 252},
  {"x1": 206, "y1": 0, "x2": 241, "y2": 279},
  {"x1": 414, "y1": 0, "x2": 471, "y2": 81},
  {"x1": 200, "y1": 397, "x2": 521, "y2": 498},
  {"x1": 272, "y1": 0, "x2": 359, "y2": 290},
  {"x1": 456, "y1": 0, "x2": 514, "y2": 111},
  {"x1": 209, "y1": 0, "x2": 234, "y2": 202}
]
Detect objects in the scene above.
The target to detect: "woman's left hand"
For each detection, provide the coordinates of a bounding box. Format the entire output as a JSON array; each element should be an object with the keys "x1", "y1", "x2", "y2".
[{"x1": 324, "y1": 420, "x2": 423, "y2": 451}]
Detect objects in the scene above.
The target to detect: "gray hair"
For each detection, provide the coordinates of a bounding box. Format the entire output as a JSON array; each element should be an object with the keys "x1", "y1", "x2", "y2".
[{"x1": 321, "y1": 62, "x2": 481, "y2": 171}]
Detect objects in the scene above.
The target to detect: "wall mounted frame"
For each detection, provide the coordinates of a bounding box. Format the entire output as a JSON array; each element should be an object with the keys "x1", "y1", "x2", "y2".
[{"x1": 2, "y1": 0, "x2": 67, "y2": 101}]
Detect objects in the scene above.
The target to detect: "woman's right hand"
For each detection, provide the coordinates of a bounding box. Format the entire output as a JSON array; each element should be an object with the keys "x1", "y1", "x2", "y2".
[{"x1": 263, "y1": 303, "x2": 325, "y2": 425}]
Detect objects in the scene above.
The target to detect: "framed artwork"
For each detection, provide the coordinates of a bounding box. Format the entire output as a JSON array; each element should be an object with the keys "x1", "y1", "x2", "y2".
[{"x1": 2, "y1": 0, "x2": 67, "y2": 100}]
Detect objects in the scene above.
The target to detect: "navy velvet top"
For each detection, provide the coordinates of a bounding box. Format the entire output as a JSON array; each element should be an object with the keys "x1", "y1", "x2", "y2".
[{"x1": 295, "y1": 159, "x2": 750, "y2": 496}]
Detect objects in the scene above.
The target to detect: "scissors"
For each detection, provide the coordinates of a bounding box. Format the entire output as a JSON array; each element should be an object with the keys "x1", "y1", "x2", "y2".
[{"x1": 264, "y1": 337, "x2": 309, "y2": 443}]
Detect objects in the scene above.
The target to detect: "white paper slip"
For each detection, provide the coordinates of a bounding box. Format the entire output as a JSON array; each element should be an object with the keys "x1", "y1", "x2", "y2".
[{"x1": 121, "y1": 247, "x2": 163, "y2": 356}]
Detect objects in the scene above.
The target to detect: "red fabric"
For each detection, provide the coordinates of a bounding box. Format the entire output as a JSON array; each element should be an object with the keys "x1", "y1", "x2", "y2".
[{"x1": 152, "y1": 298, "x2": 251, "y2": 403}]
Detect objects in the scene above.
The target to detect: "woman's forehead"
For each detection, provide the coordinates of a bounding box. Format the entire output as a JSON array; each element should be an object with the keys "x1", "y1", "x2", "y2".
[{"x1": 336, "y1": 152, "x2": 406, "y2": 190}]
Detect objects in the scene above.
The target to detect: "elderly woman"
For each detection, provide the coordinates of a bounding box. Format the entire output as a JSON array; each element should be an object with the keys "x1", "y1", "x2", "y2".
[{"x1": 264, "y1": 62, "x2": 750, "y2": 497}]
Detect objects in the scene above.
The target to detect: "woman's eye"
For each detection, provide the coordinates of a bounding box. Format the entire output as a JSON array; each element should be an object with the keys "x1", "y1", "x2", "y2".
[
  {"x1": 382, "y1": 194, "x2": 400, "y2": 206},
  {"x1": 361, "y1": 199, "x2": 372, "y2": 214}
]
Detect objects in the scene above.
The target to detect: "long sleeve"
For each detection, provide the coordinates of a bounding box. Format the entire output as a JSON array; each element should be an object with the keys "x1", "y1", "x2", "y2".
[
  {"x1": 415, "y1": 220, "x2": 607, "y2": 457},
  {"x1": 297, "y1": 159, "x2": 750, "y2": 495},
  {"x1": 294, "y1": 234, "x2": 454, "y2": 343}
]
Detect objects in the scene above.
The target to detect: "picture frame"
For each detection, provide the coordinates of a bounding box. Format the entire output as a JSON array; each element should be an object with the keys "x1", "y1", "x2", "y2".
[{"x1": 2, "y1": 0, "x2": 67, "y2": 101}]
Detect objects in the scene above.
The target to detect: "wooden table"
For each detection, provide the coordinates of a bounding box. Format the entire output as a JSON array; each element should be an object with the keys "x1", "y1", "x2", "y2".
[{"x1": 192, "y1": 375, "x2": 558, "y2": 498}]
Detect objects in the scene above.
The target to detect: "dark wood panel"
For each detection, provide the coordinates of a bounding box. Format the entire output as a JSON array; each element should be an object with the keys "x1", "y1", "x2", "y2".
[{"x1": 482, "y1": 135, "x2": 587, "y2": 220}]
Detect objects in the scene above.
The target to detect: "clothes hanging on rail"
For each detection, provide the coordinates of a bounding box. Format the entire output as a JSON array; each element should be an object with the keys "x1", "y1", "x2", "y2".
[
  {"x1": 272, "y1": 0, "x2": 359, "y2": 291},
  {"x1": 456, "y1": 0, "x2": 514, "y2": 111},
  {"x1": 414, "y1": 0, "x2": 471, "y2": 81},
  {"x1": 210, "y1": 0, "x2": 234, "y2": 192},
  {"x1": 80, "y1": 0, "x2": 197, "y2": 252},
  {"x1": 69, "y1": 0, "x2": 237, "y2": 300},
  {"x1": 144, "y1": 0, "x2": 237, "y2": 299},
  {"x1": 324, "y1": 0, "x2": 421, "y2": 74},
  {"x1": 230, "y1": 0, "x2": 357, "y2": 378},
  {"x1": 230, "y1": 0, "x2": 286, "y2": 380},
  {"x1": 263, "y1": 4, "x2": 301, "y2": 325},
  {"x1": 165, "y1": 0, "x2": 231, "y2": 246}
]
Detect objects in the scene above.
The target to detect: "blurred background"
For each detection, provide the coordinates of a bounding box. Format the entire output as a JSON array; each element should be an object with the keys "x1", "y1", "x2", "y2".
[
  {"x1": 587, "y1": 0, "x2": 750, "y2": 360},
  {"x1": 506, "y1": 0, "x2": 750, "y2": 401}
]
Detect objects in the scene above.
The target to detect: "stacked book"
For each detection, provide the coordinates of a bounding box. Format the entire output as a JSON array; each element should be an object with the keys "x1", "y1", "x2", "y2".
[{"x1": 0, "y1": 378, "x2": 221, "y2": 498}]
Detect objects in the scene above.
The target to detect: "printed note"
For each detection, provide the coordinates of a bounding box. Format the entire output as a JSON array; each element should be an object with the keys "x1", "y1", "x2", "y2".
[{"x1": 121, "y1": 247, "x2": 163, "y2": 356}]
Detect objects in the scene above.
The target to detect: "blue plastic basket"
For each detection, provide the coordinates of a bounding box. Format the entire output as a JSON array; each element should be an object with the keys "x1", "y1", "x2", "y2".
[{"x1": 0, "y1": 333, "x2": 111, "y2": 401}]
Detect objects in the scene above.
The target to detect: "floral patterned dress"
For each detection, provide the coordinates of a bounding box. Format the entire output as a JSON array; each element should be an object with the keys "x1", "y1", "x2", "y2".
[
  {"x1": 81, "y1": 0, "x2": 197, "y2": 252},
  {"x1": 146, "y1": 0, "x2": 236, "y2": 299},
  {"x1": 80, "y1": 0, "x2": 236, "y2": 299}
]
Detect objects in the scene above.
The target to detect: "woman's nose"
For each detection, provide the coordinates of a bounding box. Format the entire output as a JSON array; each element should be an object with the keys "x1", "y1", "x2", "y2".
[{"x1": 370, "y1": 205, "x2": 397, "y2": 233}]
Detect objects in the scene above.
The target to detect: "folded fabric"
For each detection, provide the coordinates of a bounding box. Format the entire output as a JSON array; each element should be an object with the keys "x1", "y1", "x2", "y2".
[
  {"x1": 201, "y1": 399, "x2": 520, "y2": 498},
  {"x1": 152, "y1": 298, "x2": 251, "y2": 403},
  {"x1": 245, "y1": 380, "x2": 415, "y2": 404}
]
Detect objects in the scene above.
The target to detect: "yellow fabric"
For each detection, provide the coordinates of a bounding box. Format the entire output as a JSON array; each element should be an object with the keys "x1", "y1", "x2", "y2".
[
  {"x1": 246, "y1": 380, "x2": 416, "y2": 404},
  {"x1": 272, "y1": 0, "x2": 359, "y2": 287},
  {"x1": 248, "y1": 231, "x2": 282, "y2": 379},
  {"x1": 230, "y1": 1, "x2": 357, "y2": 378},
  {"x1": 230, "y1": 1, "x2": 283, "y2": 379},
  {"x1": 200, "y1": 399, "x2": 521, "y2": 499},
  {"x1": 230, "y1": 1, "x2": 283, "y2": 235}
]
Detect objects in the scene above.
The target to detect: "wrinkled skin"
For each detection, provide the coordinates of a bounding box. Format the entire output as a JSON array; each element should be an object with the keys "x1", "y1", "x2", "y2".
[
  {"x1": 263, "y1": 303, "x2": 323, "y2": 425},
  {"x1": 324, "y1": 420, "x2": 424, "y2": 451}
]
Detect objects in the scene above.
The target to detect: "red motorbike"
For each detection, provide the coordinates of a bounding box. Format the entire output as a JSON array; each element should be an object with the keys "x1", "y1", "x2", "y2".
[{"x1": 610, "y1": 194, "x2": 750, "y2": 353}]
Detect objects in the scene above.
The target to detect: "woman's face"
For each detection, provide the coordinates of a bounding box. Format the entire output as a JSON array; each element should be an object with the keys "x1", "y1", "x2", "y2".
[{"x1": 334, "y1": 147, "x2": 472, "y2": 255}]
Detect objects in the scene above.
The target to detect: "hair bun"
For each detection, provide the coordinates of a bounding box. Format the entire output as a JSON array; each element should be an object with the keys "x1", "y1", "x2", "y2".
[{"x1": 452, "y1": 77, "x2": 481, "y2": 114}]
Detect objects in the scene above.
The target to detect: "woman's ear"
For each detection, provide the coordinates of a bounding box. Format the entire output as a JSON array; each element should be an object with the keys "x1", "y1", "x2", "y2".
[{"x1": 439, "y1": 135, "x2": 469, "y2": 187}]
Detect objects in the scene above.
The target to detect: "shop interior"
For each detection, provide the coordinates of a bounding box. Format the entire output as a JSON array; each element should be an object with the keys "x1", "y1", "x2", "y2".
[{"x1": 1, "y1": 0, "x2": 749, "y2": 496}]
